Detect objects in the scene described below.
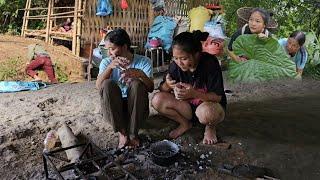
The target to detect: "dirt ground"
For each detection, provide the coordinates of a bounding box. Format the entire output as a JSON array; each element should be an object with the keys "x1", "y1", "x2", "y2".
[{"x1": 1, "y1": 35, "x2": 320, "y2": 179}]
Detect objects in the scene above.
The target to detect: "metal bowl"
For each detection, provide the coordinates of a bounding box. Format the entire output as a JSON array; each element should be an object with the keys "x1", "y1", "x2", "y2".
[{"x1": 150, "y1": 140, "x2": 180, "y2": 166}]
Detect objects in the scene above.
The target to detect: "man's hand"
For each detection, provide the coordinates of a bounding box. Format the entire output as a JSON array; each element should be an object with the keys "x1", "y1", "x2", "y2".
[
  {"x1": 120, "y1": 68, "x2": 144, "y2": 85},
  {"x1": 109, "y1": 56, "x2": 130, "y2": 70}
]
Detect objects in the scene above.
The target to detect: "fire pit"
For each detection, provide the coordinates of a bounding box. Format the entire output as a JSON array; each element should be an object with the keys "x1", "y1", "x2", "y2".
[{"x1": 150, "y1": 140, "x2": 180, "y2": 166}]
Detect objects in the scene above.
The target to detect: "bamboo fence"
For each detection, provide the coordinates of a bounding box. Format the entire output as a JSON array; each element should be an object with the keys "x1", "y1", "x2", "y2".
[{"x1": 22, "y1": 0, "x2": 216, "y2": 56}]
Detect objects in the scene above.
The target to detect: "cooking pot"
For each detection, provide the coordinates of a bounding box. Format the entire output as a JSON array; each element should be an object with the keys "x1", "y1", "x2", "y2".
[{"x1": 150, "y1": 140, "x2": 180, "y2": 166}]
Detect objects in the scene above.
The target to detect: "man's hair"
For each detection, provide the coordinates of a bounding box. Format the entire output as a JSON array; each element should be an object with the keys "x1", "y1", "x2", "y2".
[{"x1": 105, "y1": 28, "x2": 131, "y2": 50}]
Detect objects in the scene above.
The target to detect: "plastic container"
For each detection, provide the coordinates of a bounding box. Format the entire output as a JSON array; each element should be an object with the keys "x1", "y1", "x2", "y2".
[{"x1": 43, "y1": 130, "x2": 58, "y2": 152}]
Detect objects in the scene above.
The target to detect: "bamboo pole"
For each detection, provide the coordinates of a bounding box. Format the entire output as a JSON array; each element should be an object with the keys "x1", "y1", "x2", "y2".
[
  {"x1": 21, "y1": 0, "x2": 31, "y2": 37},
  {"x1": 51, "y1": 11, "x2": 76, "y2": 16},
  {"x1": 21, "y1": 0, "x2": 29, "y2": 37},
  {"x1": 45, "y1": 0, "x2": 52, "y2": 43},
  {"x1": 51, "y1": 15, "x2": 84, "y2": 19},
  {"x1": 49, "y1": 0, "x2": 54, "y2": 45},
  {"x1": 76, "y1": 0, "x2": 83, "y2": 56},
  {"x1": 87, "y1": 32, "x2": 94, "y2": 81},
  {"x1": 26, "y1": 13, "x2": 83, "y2": 19},
  {"x1": 21, "y1": 7, "x2": 48, "y2": 10},
  {"x1": 72, "y1": 0, "x2": 79, "y2": 55}
]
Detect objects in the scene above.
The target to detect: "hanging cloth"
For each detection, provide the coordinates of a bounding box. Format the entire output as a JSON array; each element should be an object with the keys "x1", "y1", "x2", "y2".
[
  {"x1": 120, "y1": 0, "x2": 129, "y2": 10},
  {"x1": 96, "y1": 0, "x2": 113, "y2": 16}
]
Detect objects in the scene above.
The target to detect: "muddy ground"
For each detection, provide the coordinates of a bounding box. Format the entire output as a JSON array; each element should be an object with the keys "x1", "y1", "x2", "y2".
[{"x1": 1, "y1": 76, "x2": 320, "y2": 179}]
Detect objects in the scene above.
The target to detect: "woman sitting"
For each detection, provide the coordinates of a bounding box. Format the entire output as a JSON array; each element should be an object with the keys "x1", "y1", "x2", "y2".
[{"x1": 228, "y1": 8, "x2": 272, "y2": 62}]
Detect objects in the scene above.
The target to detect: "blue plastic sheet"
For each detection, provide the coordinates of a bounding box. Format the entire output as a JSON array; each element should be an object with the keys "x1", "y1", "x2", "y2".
[
  {"x1": 145, "y1": 16, "x2": 177, "y2": 52},
  {"x1": 0, "y1": 81, "x2": 47, "y2": 93}
]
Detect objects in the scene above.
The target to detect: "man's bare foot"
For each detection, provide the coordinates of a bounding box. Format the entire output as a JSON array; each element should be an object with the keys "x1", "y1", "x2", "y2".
[
  {"x1": 169, "y1": 122, "x2": 192, "y2": 139},
  {"x1": 127, "y1": 137, "x2": 140, "y2": 149},
  {"x1": 118, "y1": 132, "x2": 128, "y2": 148},
  {"x1": 203, "y1": 125, "x2": 218, "y2": 144}
]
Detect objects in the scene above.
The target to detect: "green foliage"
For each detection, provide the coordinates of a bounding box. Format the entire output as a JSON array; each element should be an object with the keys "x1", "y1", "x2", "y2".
[
  {"x1": 304, "y1": 32, "x2": 320, "y2": 79},
  {"x1": 228, "y1": 35, "x2": 297, "y2": 83},
  {"x1": 54, "y1": 63, "x2": 68, "y2": 83},
  {"x1": 220, "y1": 0, "x2": 320, "y2": 38},
  {"x1": 0, "y1": 0, "x2": 47, "y2": 33},
  {"x1": 0, "y1": 57, "x2": 24, "y2": 80}
]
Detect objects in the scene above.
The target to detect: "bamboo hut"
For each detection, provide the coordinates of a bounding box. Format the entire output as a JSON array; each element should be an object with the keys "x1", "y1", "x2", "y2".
[{"x1": 21, "y1": 0, "x2": 219, "y2": 57}]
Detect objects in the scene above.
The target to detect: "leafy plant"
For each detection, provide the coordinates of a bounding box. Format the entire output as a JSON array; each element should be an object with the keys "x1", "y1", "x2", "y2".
[
  {"x1": 228, "y1": 34, "x2": 297, "y2": 83},
  {"x1": 220, "y1": 0, "x2": 320, "y2": 38},
  {"x1": 0, "y1": 57, "x2": 25, "y2": 80},
  {"x1": 303, "y1": 32, "x2": 320, "y2": 79},
  {"x1": 54, "y1": 62, "x2": 68, "y2": 83}
]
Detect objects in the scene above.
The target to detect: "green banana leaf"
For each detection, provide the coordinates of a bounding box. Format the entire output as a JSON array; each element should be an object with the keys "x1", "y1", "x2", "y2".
[{"x1": 228, "y1": 34, "x2": 297, "y2": 83}]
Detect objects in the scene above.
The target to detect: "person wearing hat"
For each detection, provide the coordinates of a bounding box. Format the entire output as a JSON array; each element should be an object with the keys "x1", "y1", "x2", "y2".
[
  {"x1": 228, "y1": 8, "x2": 272, "y2": 62},
  {"x1": 278, "y1": 31, "x2": 308, "y2": 76}
]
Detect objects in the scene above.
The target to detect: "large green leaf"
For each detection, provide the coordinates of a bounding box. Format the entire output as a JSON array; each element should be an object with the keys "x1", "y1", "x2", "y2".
[{"x1": 228, "y1": 34, "x2": 297, "y2": 83}]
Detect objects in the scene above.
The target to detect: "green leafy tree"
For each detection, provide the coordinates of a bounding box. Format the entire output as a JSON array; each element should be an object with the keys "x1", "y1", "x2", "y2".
[
  {"x1": 220, "y1": 0, "x2": 320, "y2": 38},
  {"x1": 0, "y1": 0, "x2": 47, "y2": 33}
]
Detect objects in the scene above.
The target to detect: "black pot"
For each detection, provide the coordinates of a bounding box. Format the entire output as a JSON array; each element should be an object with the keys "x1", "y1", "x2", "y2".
[{"x1": 150, "y1": 140, "x2": 180, "y2": 166}]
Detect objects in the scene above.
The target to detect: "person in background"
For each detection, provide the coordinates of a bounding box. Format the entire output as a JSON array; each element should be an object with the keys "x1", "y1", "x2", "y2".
[
  {"x1": 26, "y1": 44, "x2": 58, "y2": 84},
  {"x1": 96, "y1": 28, "x2": 154, "y2": 148},
  {"x1": 228, "y1": 8, "x2": 272, "y2": 62},
  {"x1": 278, "y1": 31, "x2": 308, "y2": 76},
  {"x1": 59, "y1": 18, "x2": 73, "y2": 32},
  {"x1": 92, "y1": 27, "x2": 113, "y2": 67},
  {"x1": 152, "y1": 31, "x2": 226, "y2": 145},
  {"x1": 193, "y1": 30, "x2": 225, "y2": 57}
]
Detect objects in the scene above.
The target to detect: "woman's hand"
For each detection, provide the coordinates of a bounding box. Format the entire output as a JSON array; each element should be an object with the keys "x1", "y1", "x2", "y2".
[
  {"x1": 165, "y1": 74, "x2": 176, "y2": 89},
  {"x1": 236, "y1": 55, "x2": 249, "y2": 62},
  {"x1": 257, "y1": 32, "x2": 268, "y2": 39},
  {"x1": 173, "y1": 83, "x2": 194, "y2": 100}
]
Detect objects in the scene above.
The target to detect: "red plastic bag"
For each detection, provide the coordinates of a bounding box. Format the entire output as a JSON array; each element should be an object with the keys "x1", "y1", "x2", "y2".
[{"x1": 120, "y1": 0, "x2": 128, "y2": 10}]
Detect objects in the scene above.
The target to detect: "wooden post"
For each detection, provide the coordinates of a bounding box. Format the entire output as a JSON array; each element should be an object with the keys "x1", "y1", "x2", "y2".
[
  {"x1": 49, "y1": 0, "x2": 54, "y2": 44},
  {"x1": 45, "y1": 0, "x2": 52, "y2": 43},
  {"x1": 76, "y1": 0, "x2": 83, "y2": 56},
  {"x1": 21, "y1": 0, "x2": 31, "y2": 37},
  {"x1": 72, "y1": 0, "x2": 79, "y2": 55},
  {"x1": 87, "y1": 33, "x2": 94, "y2": 81}
]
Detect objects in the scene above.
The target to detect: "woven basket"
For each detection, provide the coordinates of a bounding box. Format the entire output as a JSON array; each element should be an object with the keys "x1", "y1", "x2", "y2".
[{"x1": 236, "y1": 7, "x2": 278, "y2": 31}]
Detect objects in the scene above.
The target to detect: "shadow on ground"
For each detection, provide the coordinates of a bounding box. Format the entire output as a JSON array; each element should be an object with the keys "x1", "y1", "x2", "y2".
[{"x1": 143, "y1": 93, "x2": 320, "y2": 179}]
